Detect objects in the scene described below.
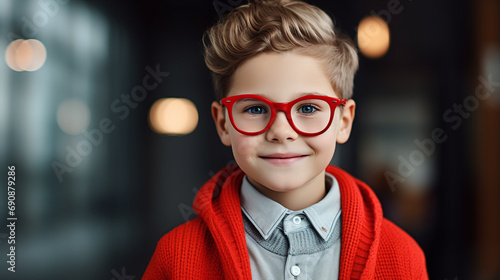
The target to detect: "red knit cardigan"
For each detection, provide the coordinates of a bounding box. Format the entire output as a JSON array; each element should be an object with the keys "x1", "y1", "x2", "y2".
[{"x1": 142, "y1": 165, "x2": 428, "y2": 279}]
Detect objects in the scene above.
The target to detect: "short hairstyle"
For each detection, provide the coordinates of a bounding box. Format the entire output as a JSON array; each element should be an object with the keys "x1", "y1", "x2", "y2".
[{"x1": 203, "y1": 0, "x2": 359, "y2": 100}]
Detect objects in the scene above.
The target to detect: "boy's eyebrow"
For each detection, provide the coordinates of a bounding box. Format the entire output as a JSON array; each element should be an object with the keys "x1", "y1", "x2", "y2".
[{"x1": 296, "y1": 91, "x2": 331, "y2": 97}]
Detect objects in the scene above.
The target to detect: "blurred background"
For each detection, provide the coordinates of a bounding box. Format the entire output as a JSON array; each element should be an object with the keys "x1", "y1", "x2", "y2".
[{"x1": 0, "y1": 0, "x2": 499, "y2": 279}]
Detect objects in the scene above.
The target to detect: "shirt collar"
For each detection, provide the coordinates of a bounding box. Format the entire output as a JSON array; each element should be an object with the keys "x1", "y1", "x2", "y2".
[
  {"x1": 240, "y1": 176, "x2": 288, "y2": 240},
  {"x1": 302, "y1": 173, "x2": 341, "y2": 240},
  {"x1": 240, "y1": 173, "x2": 341, "y2": 241}
]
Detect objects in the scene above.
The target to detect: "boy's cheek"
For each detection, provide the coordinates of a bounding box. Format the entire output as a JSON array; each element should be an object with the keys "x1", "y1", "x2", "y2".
[
  {"x1": 309, "y1": 134, "x2": 337, "y2": 157},
  {"x1": 231, "y1": 136, "x2": 260, "y2": 160},
  {"x1": 232, "y1": 138, "x2": 255, "y2": 156}
]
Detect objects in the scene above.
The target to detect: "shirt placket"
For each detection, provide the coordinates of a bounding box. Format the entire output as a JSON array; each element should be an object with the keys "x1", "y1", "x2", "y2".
[{"x1": 283, "y1": 213, "x2": 310, "y2": 280}]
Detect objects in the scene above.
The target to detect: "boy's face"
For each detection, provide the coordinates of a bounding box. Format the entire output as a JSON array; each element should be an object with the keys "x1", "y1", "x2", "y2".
[{"x1": 212, "y1": 51, "x2": 355, "y2": 197}]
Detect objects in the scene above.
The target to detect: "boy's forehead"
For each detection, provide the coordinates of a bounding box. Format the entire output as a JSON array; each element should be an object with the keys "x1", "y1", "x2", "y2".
[
  {"x1": 234, "y1": 51, "x2": 319, "y2": 74},
  {"x1": 228, "y1": 52, "x2": 338, "y2": 100}
]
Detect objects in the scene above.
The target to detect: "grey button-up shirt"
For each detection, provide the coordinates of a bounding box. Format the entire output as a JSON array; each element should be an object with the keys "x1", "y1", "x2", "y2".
[{"x1": 240, "y1": 173, "x2": 342, "y2": 280}]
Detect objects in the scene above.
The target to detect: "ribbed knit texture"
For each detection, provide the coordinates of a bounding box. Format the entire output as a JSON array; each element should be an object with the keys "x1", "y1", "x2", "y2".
[{"x1": 142, "y1": 165, "x2": 428, "y2": 279}]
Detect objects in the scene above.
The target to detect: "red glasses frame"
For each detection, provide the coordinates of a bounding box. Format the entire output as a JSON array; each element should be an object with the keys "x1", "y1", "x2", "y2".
[{"x1": 220, "y1": 94, "x2": 347, "y2": 136}]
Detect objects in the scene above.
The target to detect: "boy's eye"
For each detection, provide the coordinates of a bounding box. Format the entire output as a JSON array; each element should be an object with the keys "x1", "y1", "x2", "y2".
[
  {"x1": 245, "y1": 106, "x2": 267, "y2": 114},
  {"x1": 297, "y1": 104, "x2": 318, "y2": 114}
]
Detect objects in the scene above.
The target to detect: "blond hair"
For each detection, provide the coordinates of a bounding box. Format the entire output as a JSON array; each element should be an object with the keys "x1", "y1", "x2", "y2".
[{"x1": 203, "y1": 0, "x2": 358, "y2": 100}]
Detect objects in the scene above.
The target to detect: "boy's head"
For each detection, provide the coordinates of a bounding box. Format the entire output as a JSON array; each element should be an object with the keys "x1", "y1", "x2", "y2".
[
  {"x1": 204, "y1": 0, "x2": 358, "y2": 209},
  {"x1": 203, "y1": 0, "x2": 358, "y2": 101}
]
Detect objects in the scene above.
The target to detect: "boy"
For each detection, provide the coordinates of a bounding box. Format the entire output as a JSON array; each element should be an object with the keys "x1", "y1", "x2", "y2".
[{"x1": 143, "y1": 0, "x2": 428, "y2": 279}]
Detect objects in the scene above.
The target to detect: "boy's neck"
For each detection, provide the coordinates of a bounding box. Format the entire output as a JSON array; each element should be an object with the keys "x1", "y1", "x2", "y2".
[{"x1": 248, "y1": 171, "x2": 327, "y2": 211}]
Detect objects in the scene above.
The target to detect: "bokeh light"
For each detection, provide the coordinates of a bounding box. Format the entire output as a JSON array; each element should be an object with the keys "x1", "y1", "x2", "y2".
[
  {"x1": 149, "y1": 98, "x2": 199, "y2": 135},
  {"x1": 5, "y1": 39, "x2": 24, "y2": 71},
  {"x1": 57, "y1": 99, "x2": 91, "y2": 135},
  {"x1": 4, "y1": 39, "x2": 47, "y2": 71},
  {"x1": 357, "y1": 16, "x2": 390, "y2": 59}
]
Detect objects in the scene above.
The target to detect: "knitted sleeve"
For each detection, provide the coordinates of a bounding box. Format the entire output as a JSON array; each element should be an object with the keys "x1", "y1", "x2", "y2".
[
  {"x1": 141, "y1": 218, "x2": 226, "y2": 280},
  {"x1": 141, "y1": 220, "x2": 201, "y2": 280},
  {"x1": 142, "y1": 235, "x2": 169, "y2": 280},
  {"x1": 375, "y1": 218, "x2": 429, "y2": 279}
]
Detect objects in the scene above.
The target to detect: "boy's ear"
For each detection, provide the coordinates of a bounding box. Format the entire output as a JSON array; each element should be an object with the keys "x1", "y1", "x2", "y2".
[
  {"x1": 336, "y1": 99, "x2": 356, "y2": 144},
  {"x1": 211, "y1": 101, "x2": 232, "y2": 146}
]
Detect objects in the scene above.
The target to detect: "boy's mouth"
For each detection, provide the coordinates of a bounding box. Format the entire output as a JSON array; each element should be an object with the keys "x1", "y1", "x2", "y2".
[{"x1": 259, "y1": 153, "x2": 307, "y2": 164}]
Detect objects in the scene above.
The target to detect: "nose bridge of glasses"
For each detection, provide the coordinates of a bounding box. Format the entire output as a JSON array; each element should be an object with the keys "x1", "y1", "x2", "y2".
[
  {"x1": 267, "y1": 102, "x2": 289, "y2": 123},
  {"x1": 273, "y1": 102, "x2": 289, "y2": 112},
  {"x1": 269, "y1": 103, "x2": 294, "y2": 131}
]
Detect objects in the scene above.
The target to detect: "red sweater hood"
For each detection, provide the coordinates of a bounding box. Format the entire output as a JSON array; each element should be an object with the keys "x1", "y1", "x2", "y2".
[{"x1": 143, "y1": 165, "x2": 428, "y2": 279}]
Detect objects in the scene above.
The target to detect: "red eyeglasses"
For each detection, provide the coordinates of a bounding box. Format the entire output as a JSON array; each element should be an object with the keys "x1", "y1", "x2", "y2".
[{"x1": 220, "y1": 94, "x2": 346, "y2": 136}]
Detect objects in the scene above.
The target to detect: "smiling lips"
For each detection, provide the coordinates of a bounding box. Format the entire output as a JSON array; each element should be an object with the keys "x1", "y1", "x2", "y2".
[{"x1": 259, "y1": 153, "x2": 308, "y2": 165}]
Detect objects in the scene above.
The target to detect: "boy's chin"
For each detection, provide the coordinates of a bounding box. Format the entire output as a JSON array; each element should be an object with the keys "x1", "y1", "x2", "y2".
[{"x1": 261, "y1": 184, "x2": 302, "y2": 193}]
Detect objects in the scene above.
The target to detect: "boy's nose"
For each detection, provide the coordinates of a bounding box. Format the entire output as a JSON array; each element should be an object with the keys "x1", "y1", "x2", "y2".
[{"x1": 265, "y1": 111, "x2": 299, "y2": 142}]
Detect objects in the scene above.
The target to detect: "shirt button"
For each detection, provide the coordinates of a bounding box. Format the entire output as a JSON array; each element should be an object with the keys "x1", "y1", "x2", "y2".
[
  {"x1": 290, "y1": 265, "x2": 301, "y2": 276},
  {"x1": 292, "y1": 216, "x2": 301, "y2": 224}
]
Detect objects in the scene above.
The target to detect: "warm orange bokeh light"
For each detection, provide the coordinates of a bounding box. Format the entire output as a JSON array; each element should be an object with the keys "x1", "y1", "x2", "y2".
[
  {"x1": 5, "y1": 39, "x2": 47, "y2": 71},
  {"x1": 357, "y1": 16, "x2": 391, "y2": 59},
  {"x1": 149, "y1": 98, "x2": 199, "y2": 135},
  {"x1": 5, "y1": 39, "x2": 24, "y2": 71}
]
